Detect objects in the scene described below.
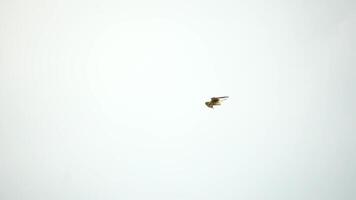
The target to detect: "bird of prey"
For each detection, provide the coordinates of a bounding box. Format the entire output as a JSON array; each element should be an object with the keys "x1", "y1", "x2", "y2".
[{"x1": 205, "y1": 96, "x2": 229, "y2": 108}]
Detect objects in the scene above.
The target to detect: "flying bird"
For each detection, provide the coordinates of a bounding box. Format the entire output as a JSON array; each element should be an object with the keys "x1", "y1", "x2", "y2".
[{"x1": 205, "y1": 96, "x2": 229, "y2": 108}]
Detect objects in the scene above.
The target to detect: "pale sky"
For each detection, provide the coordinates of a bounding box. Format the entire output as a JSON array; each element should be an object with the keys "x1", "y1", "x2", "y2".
[{"x1": 0, "y1": 0, "x2": 355, "y2": 200}]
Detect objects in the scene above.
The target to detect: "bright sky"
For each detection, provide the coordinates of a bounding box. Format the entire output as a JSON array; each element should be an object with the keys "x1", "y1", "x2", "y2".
[{"x1": 1, "y1": 0, "x2": 355, "y2": 200}]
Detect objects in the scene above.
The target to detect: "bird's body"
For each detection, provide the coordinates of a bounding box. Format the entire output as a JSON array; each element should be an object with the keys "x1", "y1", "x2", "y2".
[{"x1": 205, "y1": 96, "x2": 229, "y2": 108}]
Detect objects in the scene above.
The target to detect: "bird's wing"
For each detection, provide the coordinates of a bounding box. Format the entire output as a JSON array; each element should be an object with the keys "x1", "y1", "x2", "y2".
[
  {"x1": 217, "y1": 96, "x2": 229, "y2": 99},
  {"x1": 205, "y1": 102, "x2": 213, "y2": 108}
]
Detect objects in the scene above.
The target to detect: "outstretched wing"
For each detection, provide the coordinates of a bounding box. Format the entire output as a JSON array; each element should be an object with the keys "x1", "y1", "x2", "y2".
[
  {"x1": 216, "y1": 96, "x2": 229, "y2": 99},
  {"x1": 211, "y1": 96, "x2": 228, "y2": 102}
]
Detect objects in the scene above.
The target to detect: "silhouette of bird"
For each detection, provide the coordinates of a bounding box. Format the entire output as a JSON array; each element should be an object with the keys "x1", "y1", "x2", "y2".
[{"x1": 205, "y1": 96, "x2": 229, "y2": 108}]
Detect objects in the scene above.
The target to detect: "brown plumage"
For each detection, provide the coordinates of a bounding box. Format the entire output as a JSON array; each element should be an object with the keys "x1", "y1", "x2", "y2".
[{"x1": 205, "y1": 96, "x2": 229, "y2": 108}]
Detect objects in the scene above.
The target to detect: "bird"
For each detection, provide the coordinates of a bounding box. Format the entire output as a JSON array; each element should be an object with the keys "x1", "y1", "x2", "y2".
[{"x1": 205, "y1": 96, "x2": 229, "y2": 108}]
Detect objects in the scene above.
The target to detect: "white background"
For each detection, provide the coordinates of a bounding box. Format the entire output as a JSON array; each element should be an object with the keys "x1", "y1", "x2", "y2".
[{"x1": 1, "y1": 0, "x2": 355, "y2": 199}]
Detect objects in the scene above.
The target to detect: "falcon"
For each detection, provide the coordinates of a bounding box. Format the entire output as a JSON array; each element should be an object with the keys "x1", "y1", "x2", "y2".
[{"x1": 205, "y1": 96, "x2": 229, "y2": 108}]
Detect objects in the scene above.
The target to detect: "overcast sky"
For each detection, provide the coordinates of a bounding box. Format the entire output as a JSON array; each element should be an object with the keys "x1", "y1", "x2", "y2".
[{"x1": 0, "y1": 0, "x2": 355, "y2": 200}]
